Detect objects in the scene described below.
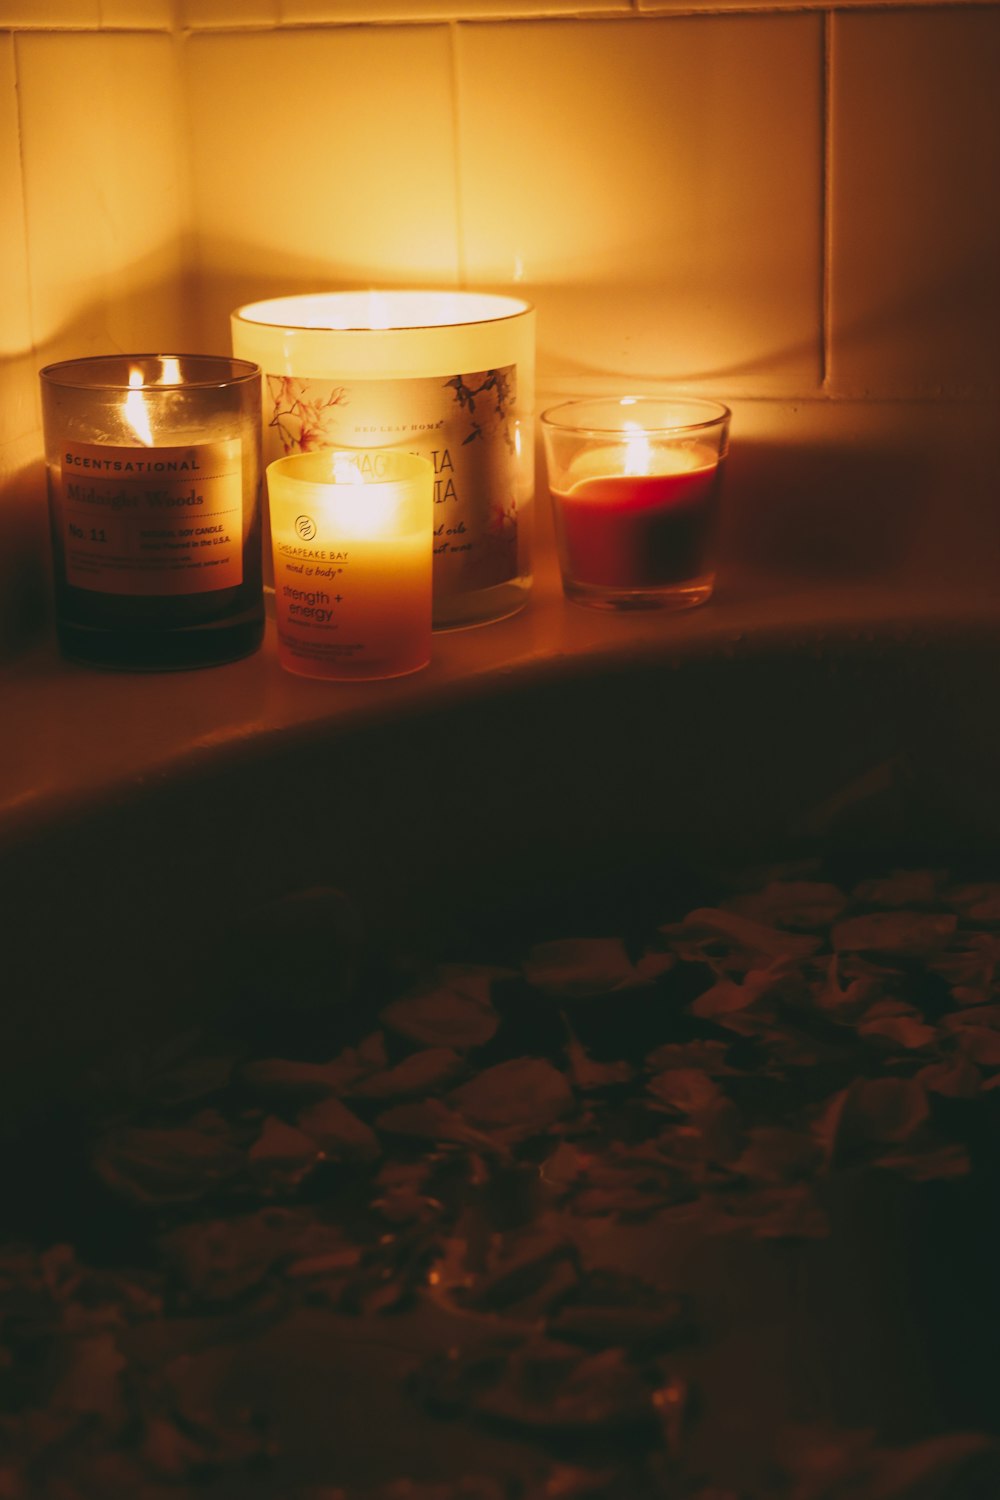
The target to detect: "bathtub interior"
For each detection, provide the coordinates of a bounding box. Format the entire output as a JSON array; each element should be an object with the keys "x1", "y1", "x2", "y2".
[
  {"x1": 3, "y1": 624, "x2": 1000, "y2": 1494},
  {"x1": 4, "y1": 623, "x2": 1000, "y2": 1134}
]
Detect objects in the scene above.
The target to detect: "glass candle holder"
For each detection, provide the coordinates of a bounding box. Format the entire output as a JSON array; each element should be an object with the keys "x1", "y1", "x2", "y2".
[
  {"x1": 540, "y1": 396, "x2": 731, "y2": 611},
  {"x1": 232, "y1": 290, "x2": 535, "y2": 631},
  {"x1": 40, "y1": 354, "x2": 265, "y2": 669},
  {"x1": 266, "y1": 447, "x2": 433, "y2": 682}
]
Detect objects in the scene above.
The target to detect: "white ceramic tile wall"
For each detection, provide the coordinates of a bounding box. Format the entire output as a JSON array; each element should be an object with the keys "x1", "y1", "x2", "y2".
[
  {"x1": 0, "y1": 34, "x2": 35, "y2": 449},
  {"x1": 186, "y1": 25, "x2": 461, "y2": 348},
  {"x1": 0, "y1": 0, "x2": 997, "y2": 659},
  {"x1": 0, "y1": 0, "x2": 101, "y2": 26},
  {"x1": 280, "y1": 0, "x2": 629, "y2": 22},
  {"x1": 0, "y1": 31, "x2": 45, "y2": 656},
  {"x1": 829, "y1": 7, "x2": 1000, "y2": 398},
  {"x1": 720, "y1": 396, "x2": 998, "y2": 597},
  {"x1": 456, "y1": 16, "x2": 822, "y2": 398},
  {"x1": 174, "y1": 0, "x2": 1000, "y2": 21},
  {"x1": 100, "y1": 0, "x2": 173, "y2": 26},
  {"x1": 179, "y1": 0, "x2": 279, "y2": 25},
  {"x1": 0, "y1": 27, "x2": 191, "y2": 658},
  {"x1": 638, "y1": 0, "x2": 997, "y2": 10},
  {"x1": 17, "y1": 31, "x2": 190, "y2": 363},
  {"x1": 0, "y1": 0, "x2": 170, "y2": 22}
]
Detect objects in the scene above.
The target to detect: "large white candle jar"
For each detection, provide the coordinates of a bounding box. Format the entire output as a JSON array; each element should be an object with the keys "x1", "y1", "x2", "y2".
[{"x1": 232, "y1": 291, "x2": 535, "y2": 630}]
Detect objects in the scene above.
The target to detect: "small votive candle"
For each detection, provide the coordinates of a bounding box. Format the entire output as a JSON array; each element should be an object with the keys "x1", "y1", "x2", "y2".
[
  {"x1": 266, "y1": 447, "x2": 433, "y2": 681},
  {"x1": 540, "y1": 396, "x2": 730, "y2": 611}
]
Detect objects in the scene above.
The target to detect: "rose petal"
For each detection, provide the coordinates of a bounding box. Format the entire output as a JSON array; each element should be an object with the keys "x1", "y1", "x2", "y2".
[
  {"x1": 915, "y1": 1056, "x2": 982, "y2": 1098},
  {"x1": 724, "y1": 879, "x2": 848, "y2": 930},
  {"x1": 241, "y1": 1056, "x2": 362, "y2": 1101},
  {"x1": 853, "y1": 869, "x2": 945, "y2": 905},
  {"x1": 952, "y1": 1026, "x2": 1000, "y2": 1067},
  {"x1": 381, "y1": 984, "x2": 498, "y2": 1049},
  {"x1": 832, "y1": 1078, "x2": 931, "y2": 1150},
  {"x1": 523, "y1": 939, "x2": 649, "y2": 998},
  {"x1": 349, "y1": 1048, "x2": 463, "y2": 1100},
  {"x1": 647, "y1": 1068, "x2": 720, "y2": 1114},
  {"x1": 681, "y1": 907, "x2": 821, "y2": 959},
  {"x1": 248, "y1": 1115, "x2": 319, "y2": 1163},
  {"x1": 857, "y1": 1015, "x2": 938, "y2": 1050},
  {"x1": 92, "y1": 1127, "x2": 245, "y2": 1206},
  {"x1": 450, "y1": 1058, "x2": 574, "y2": 1137},
  {"x1": 297, "y1": 1096, "x2": 380, "y2": 1163},
  {"x1": 832, "y1": 911, "x2": 957, "y2": 955},
  {"x1": 645, "y1": 1040, "x2": 734, "y2": 1074}
]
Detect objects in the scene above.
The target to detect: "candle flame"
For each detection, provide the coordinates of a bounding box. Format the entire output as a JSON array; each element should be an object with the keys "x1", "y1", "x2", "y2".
[
  {"x1": 122, "y1": 358, "x2": 183, "y2": 446},
  {"x1": 124, "y1": 366, "x2": 154, "y2": 447},
  {"x1": 328, "y1": 449, "x2": 400, "y2": 538},
  {"x1": 623, "y1": 419, "x2": 651, "y2": 477}
]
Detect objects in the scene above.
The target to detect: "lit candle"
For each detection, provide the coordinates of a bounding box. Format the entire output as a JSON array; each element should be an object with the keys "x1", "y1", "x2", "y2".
[
  {"x1": 39, "y1": 354, "x2": 265, "y2": 669},
  {"x1": 232, "y1": 291, "x2": 535, "y2": 630},
  {"x1": 266, "y1": 448, "x2": 433, "y2": 681},
  {"x1": 541, "y1": 397, "x2": 731, "y2": 611}
]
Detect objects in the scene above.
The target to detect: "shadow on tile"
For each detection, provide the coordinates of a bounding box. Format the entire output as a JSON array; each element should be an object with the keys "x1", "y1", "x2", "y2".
[
  {"x1": 721, "y1": 436, "x2": 929, "y2": 582},
  {"x1": 0, "y1": 450, "x2": 49, "y2": 663}
]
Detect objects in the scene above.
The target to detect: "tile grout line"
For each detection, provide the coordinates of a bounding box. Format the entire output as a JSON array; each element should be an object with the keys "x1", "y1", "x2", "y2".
[
  {"x1": 10, "y1": 33, "x2": 40, "y2": 380},
  {"x1": 448, "y1": 20, "x2": 467, "y2": 289},
  {"x1": 820, "y1": 8, "x2": 833, "y2": 392},
  {"x1": 7, "y1": 2, "x2": 1000, "y2": 34},
  {"x1": 172, "y1": 24, "x2": 201, "y2": 347}
]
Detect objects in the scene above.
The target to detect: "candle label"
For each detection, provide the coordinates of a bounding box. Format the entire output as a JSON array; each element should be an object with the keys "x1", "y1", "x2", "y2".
[
  {"x1": 269, "y1": 476, "x2": 431, "y2": 680},
  {"x1": 55, "y1": 439, "x2": 243, "y2": 595},
  {"x1": 266, "y1": 368, "x2": 520, "y2": 596}
]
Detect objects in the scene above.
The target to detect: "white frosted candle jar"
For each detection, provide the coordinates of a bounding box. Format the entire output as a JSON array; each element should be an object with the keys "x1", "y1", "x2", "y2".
[
  {"x1": 232, "y1": 291, "x2": 534, "y2": 631},
  {"x1": 266, "y1": 448, "x2": 433, "y2": 682}
]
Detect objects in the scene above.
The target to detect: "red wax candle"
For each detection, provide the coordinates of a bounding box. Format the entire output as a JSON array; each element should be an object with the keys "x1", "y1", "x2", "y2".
[{"x1": 552, "y1": 450, "x2": 724, "y2": 590}]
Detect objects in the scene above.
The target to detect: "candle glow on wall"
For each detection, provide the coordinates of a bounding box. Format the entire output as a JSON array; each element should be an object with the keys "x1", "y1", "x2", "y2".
[{"x1": 233, "y1": 291, "x2": 535, "y2": 631}]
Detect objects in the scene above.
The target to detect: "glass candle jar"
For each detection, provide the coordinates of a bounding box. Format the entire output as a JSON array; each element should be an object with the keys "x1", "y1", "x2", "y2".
[
  {"x1": 40, "y1": 354, "x2": 265, "y2": 670},
  {"x1": 266, "y1": 447, "x2": 433, "y2": 682},
  {"x1": 232, "y1": 291, "x2": 535, "y2": 631},
  {"x1": 541, "y1": 396, "x2": 731, "y2": 611}
]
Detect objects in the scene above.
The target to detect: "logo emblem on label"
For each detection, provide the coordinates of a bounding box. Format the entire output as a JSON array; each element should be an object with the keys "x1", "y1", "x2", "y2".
[{"x1": 295, "y1": 515, "x2": 317, "y2": 541}]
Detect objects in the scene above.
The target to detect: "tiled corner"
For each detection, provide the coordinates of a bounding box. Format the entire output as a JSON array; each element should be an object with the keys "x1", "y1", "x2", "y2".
[
  {"x1": 829, "y1": 8, "x2": 1000, "y2": 398},
  {"x1": 16, "y1": 30, "x2": 189, "y2": 364},
  {"x1": 0, "y1": 34, "x2": 30, "y2": 359},
  {"x1": 280, "y1": 0, "x2": 627, "y2": 21},
  {"x1": 179, "y1": 0, "x2": 279, "y2": 27},
  {"x1": 640, "y1": 0, "x2": 999, "y2": 10},
  {"x1": 456, "y1": 16, "x2": 824, "y2": 398},
  {"x1": 186, "y1": 25, "x2": 460, "y2": 344},
  {"x1": 0, "y1": 0, "x2": 101, "y2": 25},
  {"x1": 0, "y1": 35, "x2": 39, "y2": 447}
]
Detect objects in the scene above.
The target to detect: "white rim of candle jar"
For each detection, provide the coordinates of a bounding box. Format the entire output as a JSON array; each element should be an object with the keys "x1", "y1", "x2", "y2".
[
  {"x1": 540, "y1": 396, "x2": 731, "y2": 437},
  {"x1": 233, "y1": 290, "x2": 533, "y2": 333},
  {"x1": 266, "y1": 448, "x2": 433, "y2": 496},
  {"x1": 39, "y1": 354, "x2": 261, "y2": 392}
]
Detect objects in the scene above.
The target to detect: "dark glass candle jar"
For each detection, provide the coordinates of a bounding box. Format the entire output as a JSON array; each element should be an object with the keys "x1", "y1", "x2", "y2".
[{"x1": 40, "y1": 354, "x2": 265, "y2": 670}]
